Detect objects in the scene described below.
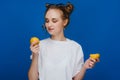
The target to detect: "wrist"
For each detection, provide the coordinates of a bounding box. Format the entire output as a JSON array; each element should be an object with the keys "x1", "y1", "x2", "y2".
[
  {"x1": 32, "y1": 53, "x2": 39, "y2": 58},
  {"x1": 83, "y1": 64, "x2": 87, "y2": 70},
  {"x1": 32, "y1": 52, "x2": 39, "y2": 55}
]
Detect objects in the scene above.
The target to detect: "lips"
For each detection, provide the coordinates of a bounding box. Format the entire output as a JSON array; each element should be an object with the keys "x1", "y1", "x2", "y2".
[{"x1": 48, "y1": 27, "x2": 54, "y2": 31}]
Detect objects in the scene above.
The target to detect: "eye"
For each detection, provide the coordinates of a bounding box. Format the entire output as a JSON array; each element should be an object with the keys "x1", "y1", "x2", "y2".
[
  {"x1": 53, "y1": 20, "x2": 57, "y2": 23},
  {"x1": 45, "y1": 19, "x2": 49, "y2": 23},
  {"x1": 52, "y1": 18, "x2": 58, "y2": 23}
]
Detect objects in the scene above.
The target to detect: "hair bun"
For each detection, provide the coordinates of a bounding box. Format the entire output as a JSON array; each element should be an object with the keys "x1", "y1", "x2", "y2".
[{"x1": 65, "y1": 2, "x2": 74, "y2": 14}]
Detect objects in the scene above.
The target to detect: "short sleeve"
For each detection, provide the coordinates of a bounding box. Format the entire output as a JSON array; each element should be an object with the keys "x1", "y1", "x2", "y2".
[{"x1": 72, "y1": 45, "x2": 84, "y2": 77}]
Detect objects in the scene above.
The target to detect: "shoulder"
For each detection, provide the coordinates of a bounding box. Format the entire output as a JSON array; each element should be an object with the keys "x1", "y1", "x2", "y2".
[
  {"x1": 67, "y1": 38, "x2": 84, "y2": 56},
  {"x1": 39, "y1": 38, "x2": 50, "y2": 46},
  {"x1": 40, "y1": 38, "x2": 49, "y2": 42},
  {"x1": 67, "y1": 38, "x2": 82, "y2": 49}
]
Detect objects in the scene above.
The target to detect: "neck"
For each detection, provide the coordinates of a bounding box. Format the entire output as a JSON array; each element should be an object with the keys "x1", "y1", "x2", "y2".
[{"x1": 50, "y1": 34, "x2": 66, "y2": 41}]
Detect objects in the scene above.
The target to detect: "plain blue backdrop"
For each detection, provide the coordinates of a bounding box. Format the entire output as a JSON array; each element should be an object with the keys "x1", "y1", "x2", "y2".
[{"x1": 0, "y1": 0, "x2": 120, "y2": 80}]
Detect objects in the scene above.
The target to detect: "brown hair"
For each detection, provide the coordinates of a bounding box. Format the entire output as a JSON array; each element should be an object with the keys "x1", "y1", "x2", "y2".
[{"x1": 45, "y1": 2, "x2": 74, "y2": 27}]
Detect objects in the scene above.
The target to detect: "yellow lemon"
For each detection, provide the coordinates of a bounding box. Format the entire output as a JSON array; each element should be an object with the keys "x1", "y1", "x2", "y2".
[
  {"x1": 90, "y1": 53, "x2": 100, "y2": 59},
  {"x1": 30, "y1": 37, "x2": 40, "y2": 45}
]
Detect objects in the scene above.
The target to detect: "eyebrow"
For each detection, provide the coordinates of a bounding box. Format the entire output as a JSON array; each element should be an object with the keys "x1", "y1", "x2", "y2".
[
  {"x1": 45, "y1": 18, "x2": 58, "y2": 20},
  {"x1": 52, "y1": 18, "x2": 57, "y2": 20}
]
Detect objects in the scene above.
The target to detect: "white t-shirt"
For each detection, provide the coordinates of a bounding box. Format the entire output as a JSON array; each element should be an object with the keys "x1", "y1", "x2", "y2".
[{"x1": 38, "y1": 38, "x2": 84, "y2": 80}]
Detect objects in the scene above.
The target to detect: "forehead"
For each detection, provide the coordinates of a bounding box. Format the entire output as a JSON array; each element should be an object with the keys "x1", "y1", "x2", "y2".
[{"x1": 45, "y1": 9, "x2": 63, "y2": 19}]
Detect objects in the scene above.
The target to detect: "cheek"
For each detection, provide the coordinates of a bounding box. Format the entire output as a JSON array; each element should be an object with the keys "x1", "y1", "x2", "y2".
[
  {"x1": 57, "y1": 21, "x2": 65, "y2": 28},
  {"x1": 56, "y1": 24, "x2": 64, "y2": 30}
]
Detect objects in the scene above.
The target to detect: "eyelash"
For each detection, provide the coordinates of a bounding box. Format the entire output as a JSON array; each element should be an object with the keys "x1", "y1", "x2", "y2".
[
  {"x1": 45, "y1": 20, "x2": 49, "y2": 23},
  {"x1": 53, "y1": 20, "x2": 57, "y2": 23},
  {"x1": 45, "y1": 20, "x2": 57, "y2": 23}
]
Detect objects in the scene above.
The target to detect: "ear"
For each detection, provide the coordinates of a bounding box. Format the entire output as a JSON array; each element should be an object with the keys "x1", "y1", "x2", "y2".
[{"x1": 63, "y1": 19, "x2": 68, "y2": 27}]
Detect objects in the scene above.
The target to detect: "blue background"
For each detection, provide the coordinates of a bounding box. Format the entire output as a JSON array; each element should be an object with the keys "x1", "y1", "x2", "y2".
[{"x1": 0, "y1": 0, "x2": 120, "y2": 80}]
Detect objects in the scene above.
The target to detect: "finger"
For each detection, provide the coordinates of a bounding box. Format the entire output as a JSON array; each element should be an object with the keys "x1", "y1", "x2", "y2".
[
  {"x1": 32, "y1": 49, "x2": 39, "y2": 54},
  {"x1": 31, "y1": 41, "x2": 36, "y2": 46},
  {"x1": 89, "y1": 62, "x2": 95, "y2": 68},
  {"x1": 30, "y1": 43, "x2": 35, "y2": 49},
  {"x1": 31, "y1": 41, "x2": 39, "y2": 46},
  {"x1": 96, "y1": 58, "x2": 100, "y2": 62},
  {"x1": 89, "y1": 61, "x2": 95, "y2": 65},
  {"x1": 32, "y1": 46, "x2": 39, "y2": 51},
  {"x1": 33, "y1": 44, "x2": 39, "y2": 48},
  {"x1": 35, "y1": 47, "x2": 40, "y2": 51},
  {"x1": 90, "y1": 58, "x2": 96, "y2": 63},
  {"x1": 30, "y1": 44, "x2": 39, "y2": 50},
  {"x1": 88, "y1": 64, "x2": 93, "y2": 68}
]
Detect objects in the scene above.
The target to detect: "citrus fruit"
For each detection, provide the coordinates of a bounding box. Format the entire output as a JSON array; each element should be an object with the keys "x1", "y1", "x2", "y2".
[
  {"x1": 90, "y1": 53, "x2": 100, "y2": 59},
  {"x1": 30, "y1": 37, "x2": 40, "y2": 45}
]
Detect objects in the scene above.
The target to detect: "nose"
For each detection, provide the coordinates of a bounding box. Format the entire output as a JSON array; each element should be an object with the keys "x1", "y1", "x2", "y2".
[{"x1": 46, "y1": 21, "x2": 52, "y2": 27}]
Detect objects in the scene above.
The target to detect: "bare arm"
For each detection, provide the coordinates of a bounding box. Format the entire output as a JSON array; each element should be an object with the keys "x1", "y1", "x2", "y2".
[
  {"x1": 73, "y1": 65, "x2": 87, "y2": 80},
  {"x1": 28, "y1": 42, "x2": 39, "y2": 80},
  {"x1": 28, "y1": 54, "x2": 39, "y2": 80},
  {"x1": 73, "y1": 58, "x2": 99, "y2": 80}
]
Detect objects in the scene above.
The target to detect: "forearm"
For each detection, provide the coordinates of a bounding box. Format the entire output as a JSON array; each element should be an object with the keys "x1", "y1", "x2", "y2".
[
  {"x1": 74, "y1": 66, "x2": 87, "y2": 80},
  {"x1": 28, "y1": 54, "x2": 39, "y2": 80}
]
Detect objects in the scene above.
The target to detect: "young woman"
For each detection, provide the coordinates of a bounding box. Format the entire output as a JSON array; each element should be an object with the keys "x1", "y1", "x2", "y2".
[{"x1": 28, "y1": 2, "x2": 99, "y2": 80}]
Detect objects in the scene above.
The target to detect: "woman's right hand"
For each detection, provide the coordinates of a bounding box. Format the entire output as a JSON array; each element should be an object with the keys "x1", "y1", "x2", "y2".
[{"x1": 30, "y1": 41, "x2": 40, "y2": 55}]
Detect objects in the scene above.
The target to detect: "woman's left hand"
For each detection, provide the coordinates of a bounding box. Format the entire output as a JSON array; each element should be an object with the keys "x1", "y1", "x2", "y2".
[{"x1": 83, "y1": 58, "x2": 100, "y2": 69}]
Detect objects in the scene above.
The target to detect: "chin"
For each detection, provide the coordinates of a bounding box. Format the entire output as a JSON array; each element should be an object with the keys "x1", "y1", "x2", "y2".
[{"x1": 48, "y1": 32, "x2": 55, "y2": 35}]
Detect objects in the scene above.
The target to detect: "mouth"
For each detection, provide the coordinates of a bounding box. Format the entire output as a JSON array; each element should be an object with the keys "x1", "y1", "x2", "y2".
[{"x1": 48, "y1": 27, "x2": 54, "y2": 31}]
